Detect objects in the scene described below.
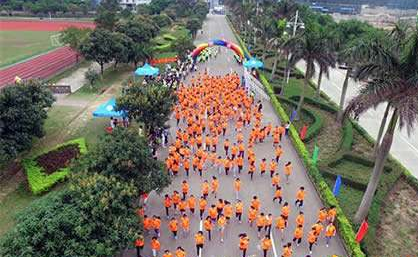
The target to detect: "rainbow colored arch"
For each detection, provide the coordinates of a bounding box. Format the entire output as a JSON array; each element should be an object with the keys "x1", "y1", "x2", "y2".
[{"x1": 191, "y1": 39, "x2": 248, "y2": 61}]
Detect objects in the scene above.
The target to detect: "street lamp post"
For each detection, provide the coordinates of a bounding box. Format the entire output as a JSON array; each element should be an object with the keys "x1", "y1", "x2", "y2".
[{"x1": 284, "y1": 10, "x2": 304, "y2": 84}]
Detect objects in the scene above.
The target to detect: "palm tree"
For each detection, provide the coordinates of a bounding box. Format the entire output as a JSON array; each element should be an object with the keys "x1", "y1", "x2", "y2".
[
  {"x1": 269, "y1": 18, "x2": 288, "y2": 80},
  {"x1": 314, "y1": 29, "x2": 337, "y2": 98},
  {"x1": 345, "y1": 23, "x2": 418, "y2": 224},
  {"x1": 284, "y1": 24, "x2": 336, "y2": 116}
]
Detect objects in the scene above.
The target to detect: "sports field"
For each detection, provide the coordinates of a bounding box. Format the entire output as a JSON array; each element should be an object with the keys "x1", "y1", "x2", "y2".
[
  {"x1": 0, "y1": 30, "x2": 58, "y2": 67},
  {"x1": 0, "y1": 19, "x2": 94, "y2": 68}
]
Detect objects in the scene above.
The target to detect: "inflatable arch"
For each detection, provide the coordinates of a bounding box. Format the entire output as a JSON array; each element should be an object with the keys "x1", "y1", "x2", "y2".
[{"x1": 191, "y1": 39, "x2": 249, "y2": 61}]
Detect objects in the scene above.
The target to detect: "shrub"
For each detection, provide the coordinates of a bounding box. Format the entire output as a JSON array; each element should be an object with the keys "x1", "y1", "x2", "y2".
[
  {"x1": 23, "y1": 138, "x2": 87, "y2": 195},
  {"x1": 341, "y1": 119, "x2": 354, "y2": 151},
  {"x1": 85, "y1": 68, "x2": 100, "y2": 89}
]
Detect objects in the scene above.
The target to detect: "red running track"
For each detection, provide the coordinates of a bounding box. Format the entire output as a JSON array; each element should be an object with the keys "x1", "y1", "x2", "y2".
[
  {"x1": 0, "y1": 20, "x2": 95, "y2": 31},
  {"x1": 0, "y1": 46, "x2": 78, "y2": 88}
]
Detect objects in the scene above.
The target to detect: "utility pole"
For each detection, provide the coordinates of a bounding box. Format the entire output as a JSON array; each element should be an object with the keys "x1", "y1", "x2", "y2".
[{"x1": 285, "y1": 10, "x2": 304, "y2": 84}]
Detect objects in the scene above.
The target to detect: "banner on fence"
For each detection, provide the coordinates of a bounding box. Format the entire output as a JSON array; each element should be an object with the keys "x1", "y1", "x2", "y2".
[
  {"x1": 243, "y1": 68, "x2": 269, "y2": 100},
  {"x1": 150, "y1": 57, "x2": 178, "y2": 65}
]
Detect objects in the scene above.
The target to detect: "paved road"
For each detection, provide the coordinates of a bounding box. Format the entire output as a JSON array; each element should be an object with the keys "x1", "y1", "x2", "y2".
[
  {"x1": 123, "y1": 15, "x2": 347, "y2": 257},
  {"x1": 296, "y1": 61, "x2": 418, "y2": 178}
]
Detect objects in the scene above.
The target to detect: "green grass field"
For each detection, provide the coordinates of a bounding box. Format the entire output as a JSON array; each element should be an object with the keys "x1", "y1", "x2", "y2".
[{"x1": 0, "y1": 30, "x2": 59, "y2": 68}]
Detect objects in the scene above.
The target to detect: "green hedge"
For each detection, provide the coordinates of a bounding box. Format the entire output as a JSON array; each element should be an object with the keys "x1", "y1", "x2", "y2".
[
  {"x1": 320, "y1": 167, "x2": 367, "y2": 191},
  {"x1": 23, "y1": 138, "x2": 87, "y2": 195},
  {"x1": 276, "y1": 96, "x2": 323, "y2": 142},
  {"x1": 162, "y1": 34, "x2": 176, "y2": 41},
  {"x1": 341, "y1": 119, "x2": 354, "y2": 151},
  {"x1": 227, "y1": 16, "x2": 366, "y2": 257}
]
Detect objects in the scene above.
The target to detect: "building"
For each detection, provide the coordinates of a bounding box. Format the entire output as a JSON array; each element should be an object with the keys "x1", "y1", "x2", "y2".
[{"x1": 119, "y1": 0, "x2": 151, "y2": 9}]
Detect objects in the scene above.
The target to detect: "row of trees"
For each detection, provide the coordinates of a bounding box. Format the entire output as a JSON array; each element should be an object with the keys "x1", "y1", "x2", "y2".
[
  {"x1": 61, "y1": 0, "x2": 207, "y2": 74},
  {"x1": 1, "y1": 0, "x2": 93, "y2": 15},
  {"x1": 228, "y1": 0, "x2": 418, "y2": 223}
]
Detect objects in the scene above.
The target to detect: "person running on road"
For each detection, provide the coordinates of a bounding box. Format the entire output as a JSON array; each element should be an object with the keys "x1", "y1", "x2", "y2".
[
  {"x1": 281, "y1": 202, "x2": 290, "y2": 221},
  {"x1": 234, "y1": 178, "x2": 241, "y2": 200},
  {"x1": 188, "y1": 194, "x2": 196, "y2": 215},
  {"x1": 260, "y1": 158, "x2": 267, "y2": 176},
  {"x1": 175, "y1": 246, "x2": 186, "y2": 257},
  {"x1": 307, "y1": 228, "x2": 317, "y2": 254},
  {"x1": 281, "y1": 243, "x2": 292, "y2": 257},
  {"x1": 199, "y1": 196, "x2": 207, "y2": 219},
  {"x1": 172, "y1": 191, "x2": 181, "y2": 211},
  {"x1": 211, "y1": 176, "x2": 219, "y2": 198},
  {"x1": 201, "y1": 180, "x2": 209, "y2": 199},
  {"x1": 169, "y1": 217, "x2": 178, "y2": 240},
  {"x1": 180, "y1": 213, "x2": 190, "y2": 237},
  {"x1": 327, "y1": 206, "x2": 337, "y2": 223},
  {"x1": 251, "y1": 195, "x2": 261, "y2": 211},
  {"x1": 195, "y1": 231, "x2": 205, "y2": 257},
  {"x1": 164, "y1": 194, "x2": 172, "y2": 219},
  {"x1": 269, "y1": 159, "x2": 277, "y2": 178},
  {"x1": 256, "y1": 212, "x2": 266, "y2": 238},
  {"x1": 325, "y1": 223, "x2": 336, "y2": 247},
  {"x1": 295, "y1": 211, "x2": 305, "y2": 228},
  {"x1": 224, "y1": 201, "x2": 233, "y2": 222},
  {"x1": 275, "y1": 145, "x2": 283, "y2": 163},
  {"x1": 204, "y1": 216, "x2": 213, "y2": 241},
  {"x1": 261, "y1": 235, "x2": 272, "y2": 257},
  {"x1": 284, "y1": 162, "x2": 292, "y2": 184},
  {"x1": 151, "y1": 237, "x2": 161, "y2": 257},
  {"x1": 318, "y1": 207, "x2": 328, "y2": 224},
  {"x1": 208, "y1": 204, "x2": 217, "y2": 223},
  {"x1": 217, "y1": 213, "x2": 227, "y2": 242},
  {"x1": 275, "y1": 214, "x2": 287, "y2": 240},
  {"x1": 273, "y1": 186, "x2": 283, "y2": 204},
  {"x1": 239, "y1": 233, "x2": 250, "y2": 257},
  {"x1": 235, "y1": 199, "x2": 244, "y2": 223},
  {"x1": 181, "y1": 180, "x2": 189, "y2": 200},
  {"x1": 163, "y1": 249, "x2": 173, "y2": 257},
  {"x1": 295, "y1": 186, "x2": 306, "y2": 208},
  {"x1": 143, "y1": 215, "x2": 153, "y2": 235},
  {"x1": 292, "y1": 224, "x2": 303, "y2": 246},
  {"x1": 134, "y1": 235, "x2": 144, "y2": 257},
  {"x1": 272, "y1": 173, "x2": 280, "y2": 188},
  {"x1": 265, "y1": 213, "x2": 273, "y2": 234},
  {"x1": 153, "y1": 216, "x2": 161, "y2": 237}
]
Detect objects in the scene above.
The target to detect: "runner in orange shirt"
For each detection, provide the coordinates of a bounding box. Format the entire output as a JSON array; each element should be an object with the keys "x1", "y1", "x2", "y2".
[
  {"x1": 188, "y1": 194, "x2": 196, "y2": 215},
  {"x1": 256, "y1": 213, "x2": 266, "y2": 238},
  {"x1": 295, "y1": 186, "x2": 306, "y2": 208},
  {"x1": 275, "y1": 145, "x2": 283, "y2": 163},
  {"x1": 248, "y1": 163, "x2": 256, "y2": 180},
  {"x1": 281, "y1": 242, "x2": 292, "y2": 257},
  {"x1": 169, "y1": 217, "x2": 178, "y2": 239},
  {"x1": 203, "y1": 216, "x2": 213, "y2": 241},
  {"x1": 172, "y1": 190, "x2": 181, "y2": 211},
  {"x1": 307, "y1": 228, "x2": 318, "y2": 254},
  {"x1": 327, "y1": 206, "x2": 337, "y2": 223},
  {"x1": 180, "y1": 213, "x2": 190, "y2": 236},
  {"x1": 325, "y1": 223, "x2": 337, "y2": 247},
  {"x1": 178, "y1": 199, "x2": 187, "y2": 215},
  {"x1": 134, "y1": 235, "x2": 144, "y2": 257},
  {"x1": 217, "y1": 214, "x2": 227, "y2": 242},
  {"x1": 195, "y1": 231, "x2": 205, "y2": 256},
  {"x1": 275, "y1": 215, "x2": 287, "y2": 240},
  {"x1": 208, "y1": 204, "x2": 218, "y2": 222},
  {"x1": 234, "y1": 178, "x2": 241, "y2": 200},
  {"x1": 284, "y1": 161, "x2": 292, "y2": 184},
  {"x1": 216, "y1": 198, "x2": 225, "y2": 219},
  {"x1": 201, "y1": 180, "x2": 209, "y2": 199},
  {"x1": 281, "y1": 202, "x2": 291, "y2": 221},
  {"x1": 237, "y1": 156, "x2": 244, "y2": 175},
  {"x1": 153, "y1": 215, "x2": 161, "y2": 237},
  {"x1": 265, "y1": 213, "x2": 273, "y2": 235},
  {"x1": 199, "y1": 196, "x2": 207, "y2": 220},
  {"x1": 239, "y1": 233, "x2": 250, "y2": 257},
  {"x1": 235, "y1": 199, "x2": 244, "y2": 223},
  {"x1": 143, "y1": 215, "x2": 153, "y2": 234},
  {"x1": 261, "y1": 235, "x2": 272, "y2": 257},
  {"x1": 318, "y1": 207, "x2": 328, "y2": 224},
  {"x1": 211, "y1": 176, "x2": 219, "y2": 198},
  {"x1": 175, "y1": 247, "x2": 186, "y2": 257},
  {"x1": 231, "y1": 143, "x2": 239, "y2": 160},
  {"x1": 151, "y1": 237, "x2": 160, "y2": 257},
  {"x1": 248, "y1": 206, "x2": 257, "y2": 227},
  {"x1": 224, "y1": 139, "x2": 230, "y2": 156},
  {"x1": 260, "y1": 158, "x2": 267, "y2": 176},
  {"x1": 251, "y1": 195, "x2": 261, "y2": 211},
  {"x1": 295, "y1": 211, "x2": 305, "y2": 228},
  {"x1": 181, "y1": 180, "x2": 189, "y2": 200},
  {"x1": 272, "y1": 173, "x2": 280, "y2": 188},
  {"x1": 164, "y1": 194, "x2": 172, "y2": 219},
  {"x1": 269, "y1": 159, "x2": 278, "y2": 178},
  {"x1": 292, "y1": 224, "x2": 303, "y2": 246}
]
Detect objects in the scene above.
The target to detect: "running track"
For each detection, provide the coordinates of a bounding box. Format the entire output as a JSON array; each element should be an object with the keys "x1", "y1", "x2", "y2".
[{"x1": 0, "y1": 46, "x2": 78, "y2": 89}]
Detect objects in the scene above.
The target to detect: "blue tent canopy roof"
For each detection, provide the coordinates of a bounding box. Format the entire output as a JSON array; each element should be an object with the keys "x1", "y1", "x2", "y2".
[
  {"x1": 92, "y1": 98, "x2": 126, "y2": 118},
  {"x1": 135, "y1": 63, "x2": 159, "y2": 76},
  {"x1": 243, "y1": 58, "x2": 264, "y2": 69}
]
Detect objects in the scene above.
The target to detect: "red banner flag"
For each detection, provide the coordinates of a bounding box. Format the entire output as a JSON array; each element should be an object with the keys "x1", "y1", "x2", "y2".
[
  {"x1": 299, "y1": 125, "x2": 308, "y2": 140},
  {"x1": 355, "y1": 218, "x2": 369, "y2": 243},
  {"x1": 150, "y1": 56, "x2": 178, "y2": 65}
]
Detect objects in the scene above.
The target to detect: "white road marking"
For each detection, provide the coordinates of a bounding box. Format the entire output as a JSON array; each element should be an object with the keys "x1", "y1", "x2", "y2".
[{"x1": 270, "y1": 230, "x2": 278, "y2": 257}]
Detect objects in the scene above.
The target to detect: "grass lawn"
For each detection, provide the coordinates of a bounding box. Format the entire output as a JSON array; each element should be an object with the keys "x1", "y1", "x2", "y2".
[{"x1": 0, "y1": 30, "x2": 59, "y2": 68}]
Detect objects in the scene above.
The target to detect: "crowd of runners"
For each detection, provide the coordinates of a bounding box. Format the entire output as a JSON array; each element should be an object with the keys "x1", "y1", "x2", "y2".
[{"x1": 134, "y1": 71, "x2": 339, "y2": 257}]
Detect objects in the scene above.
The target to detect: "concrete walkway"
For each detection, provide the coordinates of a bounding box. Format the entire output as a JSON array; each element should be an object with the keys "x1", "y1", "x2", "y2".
[{"x1": 123, "y1": 14, "x2": 347, "y2": 257}]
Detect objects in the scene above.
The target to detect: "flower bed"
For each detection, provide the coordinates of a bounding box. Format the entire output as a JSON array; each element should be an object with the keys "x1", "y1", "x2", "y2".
[{"x1": 23, "y1": 138, "x2": 87, "y2": 195}]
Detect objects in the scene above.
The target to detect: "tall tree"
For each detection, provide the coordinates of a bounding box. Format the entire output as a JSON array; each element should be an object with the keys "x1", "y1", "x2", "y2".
[
  {"x1": 111, "y1": 32, "x2": 133, "y2": 67},
  {"x1": 94, "y1": 0, "x2": 120, "y2": 30},
  {"x1": 0, "y1": 173, "x2": 141, "y2": 257},
  {"x1": 76, "y1": 128, "x2": 170, "y2": 193},
  {"x1": 60, "y1": 26, "x2": 92, "y2": 63},
  {"x1": 284, "y1": 24, "x2": 336, "y2": 117},
  {"x1": 0, "y1": 80, "x2": 54, "y2": 163},
  {"x1": 345, "y1": 23, "x2": 418, "y2": 223},
  {"x1": 269, "y1": 18, "x2": 287, "y2": 80},
  {"x1": 117, "y1": 81, "x2": 177, "y2": 137},
  {"x1": 186, "y1": 17, "x2": 202, "y2": 38},
  {"x1": 80, "y1": 28, "x2": 114, "y2": 74}
]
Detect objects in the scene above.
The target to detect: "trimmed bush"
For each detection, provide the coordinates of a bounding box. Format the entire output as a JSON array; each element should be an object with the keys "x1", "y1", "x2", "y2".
[
  {"x1": 23, "y1": 138, "x2": 87, "y2": 195},
  {"x1": 341, "y1": 119, "x2": 354, "y2": 151}
]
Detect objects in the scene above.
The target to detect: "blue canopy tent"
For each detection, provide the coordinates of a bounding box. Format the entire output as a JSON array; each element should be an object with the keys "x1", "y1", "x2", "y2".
[
  {"x1": 134, "y1": 63, "x2": 159, "y2": 76},
  {"x1": 243, "y1": 58, "x2": 264, "y2": 69},
  {"x1": 93, "y1": 98, "x2": 126, "y2": 118}
]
